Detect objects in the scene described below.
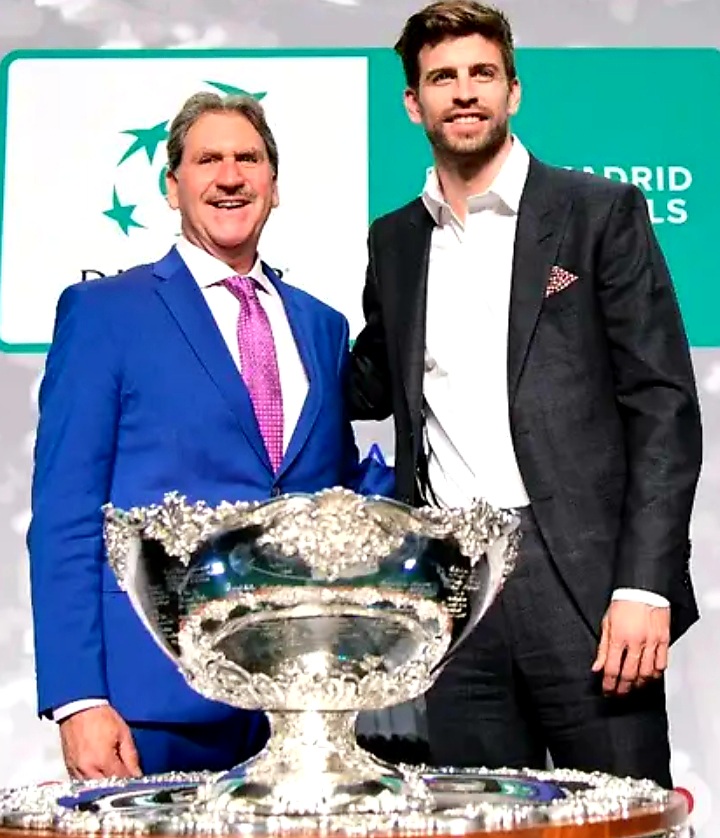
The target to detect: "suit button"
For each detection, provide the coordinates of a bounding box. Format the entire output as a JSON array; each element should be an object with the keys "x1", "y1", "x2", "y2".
[{"x1": 271, "y1": 486, "x2": 281, "y2": 497}]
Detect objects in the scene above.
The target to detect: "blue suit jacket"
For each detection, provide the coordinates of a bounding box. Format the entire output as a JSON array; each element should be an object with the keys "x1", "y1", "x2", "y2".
[{"x1": 28, "y1": 246, "x2": 366, "y2": 724}]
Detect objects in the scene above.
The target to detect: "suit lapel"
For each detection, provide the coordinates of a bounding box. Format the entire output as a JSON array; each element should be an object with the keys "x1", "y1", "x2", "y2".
[
  {"x1": 397, "y1": 199, "x2": 434, "y2": 429},
  {"x1": 153, "y1": 247, "x2": 271, "y2": 471},
  {"x1": 508, "y1": 158, "x2": 572, "y2": 404},
  {"x1": 262, "y1": 264, "x2": 322, "y2": 477}
]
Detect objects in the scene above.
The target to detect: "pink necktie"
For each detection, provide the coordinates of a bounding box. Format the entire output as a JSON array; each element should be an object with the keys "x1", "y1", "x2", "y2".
[{"x1": 223, "y1": 275, "x2": 284, "y2": 472}]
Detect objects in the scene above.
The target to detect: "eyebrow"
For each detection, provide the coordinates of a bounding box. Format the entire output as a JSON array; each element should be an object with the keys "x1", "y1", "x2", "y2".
[
  {"x1": 425, "y1": 61, "x2": 501, "y2": 79},
  {"x1": 193, "y1": 145, "x2": 265, "y2": 159}
]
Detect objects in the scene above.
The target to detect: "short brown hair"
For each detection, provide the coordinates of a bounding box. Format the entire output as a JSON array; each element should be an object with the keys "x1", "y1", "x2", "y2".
[
  {"x1": 395, "y1": 0, "x2": 516, "y2": 89},
  {"x1": 166, "y1": 91, "x2": 279, "y2": 176}
]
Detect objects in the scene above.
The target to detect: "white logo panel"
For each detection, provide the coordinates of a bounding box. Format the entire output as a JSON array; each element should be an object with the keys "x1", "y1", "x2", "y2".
[{"x1": 0, "y1": 54, "x2": 368, "y2": 347}]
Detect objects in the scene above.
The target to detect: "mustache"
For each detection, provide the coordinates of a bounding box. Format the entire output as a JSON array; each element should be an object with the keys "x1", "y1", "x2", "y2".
[{"x1": 206, "y1": 188, "x2": 257, "y2": 202}]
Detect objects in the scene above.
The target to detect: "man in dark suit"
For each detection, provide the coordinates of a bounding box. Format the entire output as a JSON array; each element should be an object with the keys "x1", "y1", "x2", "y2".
[
  {"x1": 28, "y1": 91, "x2": 385, "y2": 780},
  {"x1": 349, "y1": 0, "x2": 702, "y2": 786}
]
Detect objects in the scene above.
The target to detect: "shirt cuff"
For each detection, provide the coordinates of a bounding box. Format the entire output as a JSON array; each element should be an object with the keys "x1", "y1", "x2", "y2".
[
  {"x1": 52, "y1": 698, "x2": 109, "y2": 723},
  {"x1": 611, "y1": 588, "x2": 670, "y2": 608}
]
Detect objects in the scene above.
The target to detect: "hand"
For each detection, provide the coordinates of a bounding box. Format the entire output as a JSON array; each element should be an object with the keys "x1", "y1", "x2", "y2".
[
  {"x1": 592, "y1": 600, "x2": 670, "y2": 695},
  {"x1": 59, "y1": 705, "x2": 142, "y2": 780}
]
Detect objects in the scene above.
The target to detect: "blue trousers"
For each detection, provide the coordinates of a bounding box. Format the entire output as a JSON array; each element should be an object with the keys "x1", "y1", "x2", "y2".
[{"x1": 130, "y1": 713, "x2": 269, "y2": 775}]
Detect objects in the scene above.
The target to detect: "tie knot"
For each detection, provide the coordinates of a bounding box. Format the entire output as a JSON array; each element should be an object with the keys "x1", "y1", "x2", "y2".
[{"x1": 223, "y1": 274, "x2": 259, "y2": 301}]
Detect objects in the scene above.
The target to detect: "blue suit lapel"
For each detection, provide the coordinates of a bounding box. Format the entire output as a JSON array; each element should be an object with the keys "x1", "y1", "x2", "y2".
[
  {"x1": 262, "y1": 264, "x2": 323, "y2": 477},
  {"x1": 153, "y1": 247, "x2": 272, "y2": 472}
]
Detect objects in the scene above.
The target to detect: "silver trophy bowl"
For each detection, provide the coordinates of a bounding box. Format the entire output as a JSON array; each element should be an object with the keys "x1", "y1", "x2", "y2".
[{"x1": 104, "y1": 488, "x2": 519, "y2": 818}]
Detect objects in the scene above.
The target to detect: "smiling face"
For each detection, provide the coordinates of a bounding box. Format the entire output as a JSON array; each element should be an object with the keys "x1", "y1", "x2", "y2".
[
  {"x1": 165, "y1": 111, "x2": 278, "y2": 273},
  {"x1": 404, "y1": 33, "x2": 520, "y2": 163}
]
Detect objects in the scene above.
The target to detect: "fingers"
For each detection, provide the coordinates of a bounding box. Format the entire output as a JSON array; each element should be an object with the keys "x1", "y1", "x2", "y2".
[
  {"x1": 637, "y1": 642, "x2": 657, "y2": 683},
  {"x1": 118, "y1": 730, "x2": 142, "y2": 778},
  {"x1": 594, "y1": 602, "x2": 671, "y2": 696},
  {"x1": 615, "y1": 646, "x2": 643, "y2": 694},
  {"x1": 60, "y1": 706, "x2": 140, "y2": 781},
  {"x1": 66, "y1": 748, "x2": 134, "y2": 781},
  {"x1": 591, "y1": 617, "x2": 609, "y2": 673},
  {"x1": 654, "y1": 641, "x2": 669, "y2": 678},
  {"x1": 601, "y1": 641, "x2": 667, "y2": 695},
  {"x1": 66, "y1": 754, "x2": 125, "y2": 780},
  {"x1": 601, "y1": 640, "x2": 626, "y2": 694}
]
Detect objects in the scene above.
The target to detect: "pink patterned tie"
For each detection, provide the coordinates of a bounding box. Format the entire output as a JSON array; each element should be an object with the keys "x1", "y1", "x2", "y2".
[{"x1": 223, "y1": 275, "x2": 284, "y2": 472}]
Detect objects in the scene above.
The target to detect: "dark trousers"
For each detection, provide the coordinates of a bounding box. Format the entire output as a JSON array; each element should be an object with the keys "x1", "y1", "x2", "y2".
[
  {"x1": 425, "y1": 508, "x2": 672, "y2": 788},
  {"x1": 130, "y1": 713, "x2": 269, "y2": 776}
]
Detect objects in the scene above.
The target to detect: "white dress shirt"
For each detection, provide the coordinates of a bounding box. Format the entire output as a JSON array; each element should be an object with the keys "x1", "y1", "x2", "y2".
[
  {"x1": 423, "y1": 136, "x2": 530, "y2": 511},
  {"x1": 53, "y1": 238, "x2": 310, "y2": 723},
  {"x1": 420, "y1": 136, "x2": 668, "y2": 610}
]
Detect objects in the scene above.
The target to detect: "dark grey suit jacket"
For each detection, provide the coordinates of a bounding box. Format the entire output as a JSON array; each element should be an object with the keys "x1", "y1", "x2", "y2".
[{"x1": 349, "y1": 157, "x2": 702, "y2": 642}]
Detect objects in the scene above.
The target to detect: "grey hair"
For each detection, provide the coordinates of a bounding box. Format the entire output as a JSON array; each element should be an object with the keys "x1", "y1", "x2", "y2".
[{"x1": 166, "y1": 91, "x2": 279, "y2": 176}]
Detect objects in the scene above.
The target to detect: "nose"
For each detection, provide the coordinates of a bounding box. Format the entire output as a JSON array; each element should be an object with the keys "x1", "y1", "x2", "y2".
[
  {"x1": 215, "y1": 156, "x2": 245, "y2": 189},
  {"x1": 453, "y1": 70, "x2": 478, "y2": 106}
]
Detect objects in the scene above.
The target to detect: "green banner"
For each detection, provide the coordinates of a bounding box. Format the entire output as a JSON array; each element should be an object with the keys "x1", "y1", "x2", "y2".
[
  {"x1": 1, "y1": 47, "x2": 717, "y2": 350},
  {"x1": 369, "y1": 47, "x2": 720, "y2": 347}
]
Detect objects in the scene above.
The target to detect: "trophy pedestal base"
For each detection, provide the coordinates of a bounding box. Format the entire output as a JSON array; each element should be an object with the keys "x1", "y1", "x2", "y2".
[
  {"x1": 204, "y1": 710, "x2": 428, "y2": 815},
  {"x1": 0, "y1": 767, "x2": 689, "y2": 837}
]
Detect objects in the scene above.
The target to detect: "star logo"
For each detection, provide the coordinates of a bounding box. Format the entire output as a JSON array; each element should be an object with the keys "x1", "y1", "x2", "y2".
[
  {"x1": 102, "y1": 81, "x2": 267, "y2": 236},
  {"x1": 118, "y1": 120, "x2": 169, "y2": 165},
  {"x1": 103, "y1": 188, "x2": 145, "y2": 236},
  {"x1": 204, "y1": 80, "x2": 266, "y2": 101}
]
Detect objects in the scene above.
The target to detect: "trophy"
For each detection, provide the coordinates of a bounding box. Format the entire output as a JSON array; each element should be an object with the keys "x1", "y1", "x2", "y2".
[
  {"x1": 101, "y1": 488, "x2": 519, "y2": 817},
  {"x1": 0, "y1": 488, "x2": 690, "y2": 837}
]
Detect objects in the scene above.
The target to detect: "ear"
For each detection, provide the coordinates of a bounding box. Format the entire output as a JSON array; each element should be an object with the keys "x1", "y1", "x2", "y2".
[
  {"x1": 165, "y1": 168, "x2": 179, "y2": 210},
  {"x1": 508, "y1": 77, "x2": 521, "y2": 117},
  {"x1": 403, "y1": 87, "x2": 423, "y2": 125},
  {"x1": 271, "y1": 177, "x2": 279, "y2": 209}
]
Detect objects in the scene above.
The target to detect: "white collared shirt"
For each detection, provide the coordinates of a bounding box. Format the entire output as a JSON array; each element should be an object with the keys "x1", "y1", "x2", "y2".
[
  {"x1": 422, "y1": 136, "x2": 530, "y2": 510},
  {"x1": 175, "y1": 236, "x2": 309, "y2": 452},
  {"x1": 419, "y1": 138, "x2": 668, "y2": 609}
]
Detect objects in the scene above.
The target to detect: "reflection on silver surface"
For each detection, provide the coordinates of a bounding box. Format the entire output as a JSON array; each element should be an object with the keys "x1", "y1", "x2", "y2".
[{"x1": 99, "y1": 488, "x2": 519, "y2": 817}]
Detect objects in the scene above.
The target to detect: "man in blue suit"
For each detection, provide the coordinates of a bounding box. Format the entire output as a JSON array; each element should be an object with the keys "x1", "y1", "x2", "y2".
[{"x1": 28, "y1": 91, "x2": 378, "y2": 780}]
